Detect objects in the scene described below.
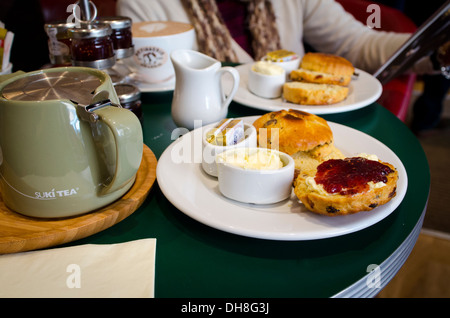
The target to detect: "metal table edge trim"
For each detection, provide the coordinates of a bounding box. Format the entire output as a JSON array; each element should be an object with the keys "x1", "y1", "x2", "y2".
[{"x1": 331, "y1": 200, "x2": 428, "y2": 298}]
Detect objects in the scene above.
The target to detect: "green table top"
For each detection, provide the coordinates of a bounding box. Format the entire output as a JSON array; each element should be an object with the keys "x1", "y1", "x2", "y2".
[{"x1": 68, "y1": 90, "x2": 430, "y2": 298}]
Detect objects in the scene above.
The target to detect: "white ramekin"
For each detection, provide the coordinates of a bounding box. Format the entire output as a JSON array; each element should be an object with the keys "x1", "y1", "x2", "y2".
[
  {"x1": 202, "y1": 122, "x2": 257, "y2": 177},
  {"x1": 216, "y1": 147, "x2": 295, "y2": 204},
  {"x1": 261, "y1": 55, "x2": 301, "y2": 80},
  {"x1": 248, "y1": 65, "x2": 286, "y2": 99}
]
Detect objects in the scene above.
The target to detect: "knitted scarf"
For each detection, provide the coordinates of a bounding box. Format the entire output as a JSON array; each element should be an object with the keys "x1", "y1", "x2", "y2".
[{"x1": 182, "y1": 0, "x2": 281, "y2": 62}]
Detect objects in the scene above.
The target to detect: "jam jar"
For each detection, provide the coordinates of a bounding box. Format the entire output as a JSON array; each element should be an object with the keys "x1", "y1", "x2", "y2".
[
  {"x1": 97, "y1": 16, "x2": 134, "y2": 59},
  {"x1": 68, "y1": 22, "x2": 116, "y2": 69},
  {"x1": 114, "y1": 83, "x2": 143, "y2": 123},
  {"x1": 44, "y1": 21, "x2": 75, "y2": 66}
]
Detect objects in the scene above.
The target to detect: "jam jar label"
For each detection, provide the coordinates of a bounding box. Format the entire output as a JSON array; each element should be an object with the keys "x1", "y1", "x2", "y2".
[
  {"x1": 46, "y1": 28, "x2": 70, "y2": 56},
  {"x1": 134, "y1": 46, "x2": 168, "y2": 69},
  {"x1": 47, "y1": 40, "x2": 70, "y2": 56}
]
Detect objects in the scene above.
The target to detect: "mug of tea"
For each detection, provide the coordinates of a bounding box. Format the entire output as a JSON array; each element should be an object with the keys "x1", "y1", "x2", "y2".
[
  {"x1": 128, "y1": 21, "x2": 196, "y2": 84},
  {"x1": 0, "y1": 67, "x2": 143, "y2": 218}
]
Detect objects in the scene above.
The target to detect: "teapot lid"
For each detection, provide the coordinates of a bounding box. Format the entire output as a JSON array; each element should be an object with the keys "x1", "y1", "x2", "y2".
[{"x1": 1, "y1": 70, "x2": 102, "y2": 105}]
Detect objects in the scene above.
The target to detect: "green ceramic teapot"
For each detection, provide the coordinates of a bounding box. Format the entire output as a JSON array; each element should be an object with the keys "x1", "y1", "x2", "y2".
[{"x1": 0, "y1": 67, "x2": 143, "y2": 218}]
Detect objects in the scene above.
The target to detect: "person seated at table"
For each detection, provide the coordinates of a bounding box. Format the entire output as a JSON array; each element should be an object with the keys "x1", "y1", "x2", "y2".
[{"x1": 116, "y1": 0, "x2": 436, "y2": 74}]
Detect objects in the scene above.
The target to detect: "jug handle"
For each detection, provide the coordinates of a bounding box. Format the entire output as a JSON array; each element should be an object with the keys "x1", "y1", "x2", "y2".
[
  {"x1": 78, "y1": 101, "x2": 143, "y2": 195},
  {"x1": 218, "y1": 67, "x2": 240, "y2": 109}
]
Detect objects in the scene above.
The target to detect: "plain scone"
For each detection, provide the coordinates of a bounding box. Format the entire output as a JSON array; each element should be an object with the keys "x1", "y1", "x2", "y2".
[
  {"x1": 294, "y1": 159, "x2": 398, "y2": 216},
  {"x1": 283, "y1": 82, "x2": 349, "y2": 105},
  {"x1": 290, "y1": 69, "x2": 351, "y2": 86},
  {"x1": 291, "y1": 52, "x2": 355, "y2": 86}
]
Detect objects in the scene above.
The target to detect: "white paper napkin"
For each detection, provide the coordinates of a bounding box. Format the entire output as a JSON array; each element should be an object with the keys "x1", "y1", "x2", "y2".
[{"x1": 0, "y1": 238, "x2": 156, "y2": 298}]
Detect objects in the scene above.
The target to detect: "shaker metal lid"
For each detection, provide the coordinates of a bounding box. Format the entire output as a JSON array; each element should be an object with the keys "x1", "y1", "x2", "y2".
[
  {"x1": 97, "y1": 16, "x2": 132, "y2": 29},
  {"x1": 68, "y1": 22, "x2": 112, "y2": 39},
  {"x1": 44, "y1": 20, "x2": 76, "y2": 31},
  {"x1": 1, "y1": 70, "x2": 102, "y2": 105},
  {"x1": 114, "y1": 83, "x2": 141, "y2": 103}
]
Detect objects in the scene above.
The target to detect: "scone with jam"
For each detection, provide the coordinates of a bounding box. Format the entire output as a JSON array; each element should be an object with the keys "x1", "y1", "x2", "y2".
[{"x1": 294, "y1": 156, "x2": 398, "y2": 216}]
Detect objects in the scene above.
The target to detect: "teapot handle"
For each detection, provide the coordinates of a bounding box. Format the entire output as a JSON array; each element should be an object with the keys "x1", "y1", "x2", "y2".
[
  {"x1": 0, "y1": 71, "x2": 25, "y2": 84},
  {"x1": 218, "y1": 67, "x2": 240, "y2": 110},
  {"x1": 78, "y1": 101, "x2": 143, "y2": 195}
]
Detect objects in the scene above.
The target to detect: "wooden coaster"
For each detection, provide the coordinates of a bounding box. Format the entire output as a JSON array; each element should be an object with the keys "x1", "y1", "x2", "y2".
[{"x1": 0, "y1": 144, "x2": 157, "y2": 254}]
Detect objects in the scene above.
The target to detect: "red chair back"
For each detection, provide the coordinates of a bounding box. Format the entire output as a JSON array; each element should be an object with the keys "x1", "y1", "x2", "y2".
[{"x1": 336, "y1": 0, "x2": 417, "y2": 122}]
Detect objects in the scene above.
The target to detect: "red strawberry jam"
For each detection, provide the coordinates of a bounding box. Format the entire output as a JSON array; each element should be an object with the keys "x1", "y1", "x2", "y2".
[{"x1": 315, "y1": 157, "x2": 394, "y2": 196}]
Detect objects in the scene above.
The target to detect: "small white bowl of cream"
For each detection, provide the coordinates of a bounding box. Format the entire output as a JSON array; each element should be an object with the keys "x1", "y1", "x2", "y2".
[
  {"x1": 216, "y1": 147, "x2": 295, "y2": 204},
  {"x1": 248, "y1": 61, "x2": 285, "y2": 99}
]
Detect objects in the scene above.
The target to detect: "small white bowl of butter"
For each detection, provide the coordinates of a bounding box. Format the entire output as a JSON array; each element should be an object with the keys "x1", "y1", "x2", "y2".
[
  {"x1": 261, "y1": 49, "x2": 301, "y2": 80},
  {"x1": 202, "y1": 119, "x2": 257, "y2": 177},
  {"x1": 248, "y1": 61, "x2": 285, "y2": 99},
  {"x1": 216, "y1": 147, "x2": 295, "y2": 204}
]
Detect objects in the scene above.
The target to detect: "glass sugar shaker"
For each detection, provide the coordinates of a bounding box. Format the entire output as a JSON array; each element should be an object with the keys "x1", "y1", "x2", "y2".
[{"x1": 114, "y1": 83, "x2": 143, "y2": 123}]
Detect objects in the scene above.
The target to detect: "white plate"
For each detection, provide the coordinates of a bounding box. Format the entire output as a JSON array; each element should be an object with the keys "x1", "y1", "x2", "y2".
[
  {"x1": 224, "y1": 64, "x2": 382, "y2": 114},
  {"x1": 133, "y1": 77, "x2": 175, "y2": 93},
  {"x1": 156, "y1": 116, "x2": 407, "y2": 241},
  {"x1": 109, "y1": 60, "x2": 175, "y2": 93}
]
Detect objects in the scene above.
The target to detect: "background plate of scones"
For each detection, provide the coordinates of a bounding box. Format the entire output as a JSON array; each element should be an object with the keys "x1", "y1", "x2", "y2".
[
  {"x1": 157, "y1": 110, "x2": 407, "y2": 241},
  {"x1": 227, "y1": 53, "x2": 383, "y2": 115}
]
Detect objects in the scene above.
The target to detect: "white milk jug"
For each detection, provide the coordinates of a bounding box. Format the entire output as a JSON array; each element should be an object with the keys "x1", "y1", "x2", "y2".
[{"x1": 170, "y1": 49, "x2": 240, "y2": 130}]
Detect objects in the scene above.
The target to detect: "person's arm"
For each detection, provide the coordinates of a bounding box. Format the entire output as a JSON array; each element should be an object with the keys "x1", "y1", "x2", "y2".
[
  {"x1": 116, "y1": 0, "x2": 192, "y2": 23},
  {"x1": 300, "y1": 0, "x2": 410, "y2": 73}
]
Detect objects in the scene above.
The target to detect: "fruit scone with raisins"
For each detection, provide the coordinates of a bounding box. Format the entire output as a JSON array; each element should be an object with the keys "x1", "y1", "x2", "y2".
[
  {"x1": 294, "y1": 155, "x2": 398, "y2": 216},
  {"x1": 252, "y1": 109, "x2": 345, "y2": 180}
]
